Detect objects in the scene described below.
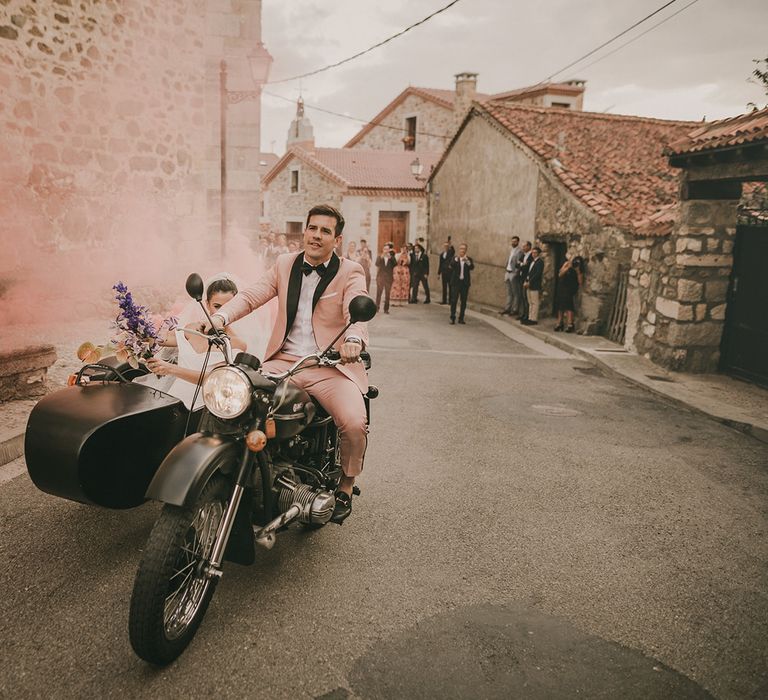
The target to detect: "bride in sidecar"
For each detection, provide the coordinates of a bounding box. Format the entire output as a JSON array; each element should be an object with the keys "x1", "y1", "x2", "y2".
[{"x1": 24, "y1": 274, "x2": 272, "y2": 509}]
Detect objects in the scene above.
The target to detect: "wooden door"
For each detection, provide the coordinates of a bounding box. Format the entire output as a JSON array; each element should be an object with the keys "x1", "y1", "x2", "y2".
[{"x1": 378, "y1": 211, "x2": 408, "y2": 252}]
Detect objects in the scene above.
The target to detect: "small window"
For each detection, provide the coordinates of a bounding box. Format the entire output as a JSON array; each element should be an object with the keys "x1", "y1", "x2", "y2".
[
  {"x1": 290, "y1": 169, "x2": 299, "y2": 193},
  {"x1": 286, "y1": 221, "x2": 303, "y2": 235},
  {"x1": 552, "y1": 102, "x2": 570, "y2": 109},
  {"x1": 404, "y1": 116, "x2": 416, "y2": 151}
]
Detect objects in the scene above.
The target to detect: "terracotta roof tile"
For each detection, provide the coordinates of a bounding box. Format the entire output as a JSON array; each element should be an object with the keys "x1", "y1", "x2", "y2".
[
  {"x1": 316, "y1": 148, "x2": 441, "y2": 190},
  {"x1": 665, "y1": 106, "x2": 768, "y2": 156},
  {"x1": 265, "y1": 147, "x2": 441, "y2": 192},
  {"x1": 489, "y1": 81, "x2": 585, "y2": 102},
  {"x1": 477, "y1": 102, "x2": 697, "y2": 233}
]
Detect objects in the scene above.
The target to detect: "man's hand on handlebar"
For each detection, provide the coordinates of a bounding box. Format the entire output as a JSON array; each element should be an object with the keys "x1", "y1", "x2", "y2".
[{"x1": 339, "y1": 340, "x2": 362, "y2": 364}]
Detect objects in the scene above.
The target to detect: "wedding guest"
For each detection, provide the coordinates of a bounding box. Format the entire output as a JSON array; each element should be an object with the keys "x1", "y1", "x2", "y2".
[
  {"x1": 275, "y1": 234, "x2": 290, "y2": 255},
  {"x1": 391, "y1": 245, "x2": 411, "y2": 307},
  {"x1": 448, "y1": 243, "x2": 474, "y2": 325},
  {"x1": 437, "y1": 240, "x2": 454, "y2": 305},
  {"x1": 345, "y1": 240, "x2": 357, "y2": 260},
  {"x1": 500, "y1": 236, "x2": 524, "y2": 316},
  {"x1": 409, "y1": 242, "x2": 431, "y2": 304},
  {"x1": 522, "y1": 246, "x2": 544, "y2": 326},
  {"x1": 374, "y1": 242, "x2": 397, "y2": 314},
  {"x1": 555, "y1": 255, "x2": 584, "y2": 333},
  {"x1": 517, "y1": 241, "x2": 533, "y2": 321},
  {"x1": 357, "y1": 238, "x2": 373, "y2": 292}
]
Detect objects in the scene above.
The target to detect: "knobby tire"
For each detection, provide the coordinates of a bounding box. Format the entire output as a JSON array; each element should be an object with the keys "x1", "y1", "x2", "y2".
[{"x1": 129, "y1": 475, "x2": 229, "y2": 665}]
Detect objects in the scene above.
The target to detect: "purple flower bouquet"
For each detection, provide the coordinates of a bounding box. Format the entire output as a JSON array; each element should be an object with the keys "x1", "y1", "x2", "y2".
[{"x1": 77, "y1": 283, "x2": 177, "y2": 368}]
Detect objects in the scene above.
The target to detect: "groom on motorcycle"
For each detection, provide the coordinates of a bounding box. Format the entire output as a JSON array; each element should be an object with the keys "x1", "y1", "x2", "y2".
[{"x1": 209, "y1": 204, "x2": 369, "y2": 523}]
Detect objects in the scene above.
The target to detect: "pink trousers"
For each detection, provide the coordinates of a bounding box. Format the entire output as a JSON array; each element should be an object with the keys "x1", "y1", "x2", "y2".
[{"x1": 263, "y1": 354, "x2": 368, "y2": 477}]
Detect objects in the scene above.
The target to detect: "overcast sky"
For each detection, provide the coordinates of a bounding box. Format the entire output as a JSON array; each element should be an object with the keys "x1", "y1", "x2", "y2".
[{"x1": 260, "y1": 0, "x2": 767, "y2": 156}]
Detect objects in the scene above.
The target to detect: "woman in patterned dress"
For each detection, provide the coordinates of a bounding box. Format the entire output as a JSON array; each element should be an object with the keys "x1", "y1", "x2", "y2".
[{"x1": 390, "y1": 245, "x2": 411, "y2": 306}]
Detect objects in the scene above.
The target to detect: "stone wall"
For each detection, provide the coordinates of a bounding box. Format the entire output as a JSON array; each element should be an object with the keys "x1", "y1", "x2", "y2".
[
  {"x1": 0, "y1": 0, "x2": 264, "y2": 324},
  {"x1": 429, "y1": 115, "x2": 539, "y2": 308},
  {"x1": 264, "y1": 157, "x2": 345, "y2": 232},
  {"x1": 348, "y1": 93, "x2": 453, "y2": 153},
  {"x1": 341, "y1": 194, "x2": 426, "y2": 252},
  {"x1": 263, "y1": 157, "x2": 427, "y2": 252},
  {"x1": 535, "y1": 171, "x2": 631, "y2": 333},
  {"x1": 627, "y1": 199, "x2": 737, "y2": 371},
  {"x1": 430, "y1": 111, "x2": 629, "y2": 332}
]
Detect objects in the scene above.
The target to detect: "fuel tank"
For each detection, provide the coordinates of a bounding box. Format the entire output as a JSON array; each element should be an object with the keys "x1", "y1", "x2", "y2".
[{"x1": 271, "y1": 380, "x2": 317, "y2": 440}]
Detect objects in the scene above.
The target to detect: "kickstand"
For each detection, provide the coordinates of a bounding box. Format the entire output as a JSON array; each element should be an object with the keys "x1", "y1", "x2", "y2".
[{"x1": 352, "y1": 485, "x2": 361, "y2": 496}]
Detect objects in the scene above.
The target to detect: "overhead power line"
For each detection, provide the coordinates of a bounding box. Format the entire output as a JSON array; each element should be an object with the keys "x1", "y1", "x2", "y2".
[
  {"x1": 267, "y1": 0, "x2": 463, "y2": 85},
  {"x1": 263, "y1": 89, "x2": 453, "y2": 142},
  {"x1": 539, "y1": 0, "x2": 680, "y2": 83},
  {"x1": 572, "y1": 0, "x2": 702, "y2": 74}
]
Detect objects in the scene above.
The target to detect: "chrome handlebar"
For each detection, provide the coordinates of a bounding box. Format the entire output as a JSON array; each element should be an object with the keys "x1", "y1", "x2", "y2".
[{"x1": 261, "y1": 350, "x2": 370, "y2": 382}]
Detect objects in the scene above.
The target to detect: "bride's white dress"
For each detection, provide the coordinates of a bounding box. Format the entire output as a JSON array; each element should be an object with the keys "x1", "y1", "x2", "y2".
[{"x1": 133, "y1": 297, "x2": 275, "y2": 411}]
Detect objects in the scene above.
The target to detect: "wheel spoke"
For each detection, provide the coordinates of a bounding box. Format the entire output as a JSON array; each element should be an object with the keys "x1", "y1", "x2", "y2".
[{"x1": 162, "y1": 499, "x2": 225, "y2": 641}]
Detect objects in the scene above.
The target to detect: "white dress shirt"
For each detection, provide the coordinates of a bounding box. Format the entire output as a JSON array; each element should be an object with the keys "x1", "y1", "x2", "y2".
[{"x1": 282, "y1": 266, "x2": 323, "y2": 357}]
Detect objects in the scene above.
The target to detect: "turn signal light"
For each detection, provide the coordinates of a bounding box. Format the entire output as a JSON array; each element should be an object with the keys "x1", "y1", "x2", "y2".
[
  {"x1": 265, "y1": 417, "x2": 276, "y2": 439},
  {"x1": 67, "y1": 374, "x2": 77, "y2": 386},
  {"x1": 246, "y1": 429, "x2": 267, "y2": 452}
]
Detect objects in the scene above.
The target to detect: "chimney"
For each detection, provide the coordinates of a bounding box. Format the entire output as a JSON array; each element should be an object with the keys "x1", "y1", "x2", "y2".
[
  {"x1": 455, "y1": 72, "x2": 478, "y2": 101},
  {"x1": 453, "y1": 72, "x2": 478, "y2": 128}
]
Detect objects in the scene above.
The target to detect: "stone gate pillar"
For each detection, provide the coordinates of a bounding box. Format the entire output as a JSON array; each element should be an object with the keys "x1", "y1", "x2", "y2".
[{"x1": 654, "y1": 190, "x2": 740, "y2": 371}]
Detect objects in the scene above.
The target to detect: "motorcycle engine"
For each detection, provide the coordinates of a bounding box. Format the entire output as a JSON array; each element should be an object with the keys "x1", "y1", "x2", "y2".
[{"x1": 276, "y1": 478, "x2": 335, "y2": 525}]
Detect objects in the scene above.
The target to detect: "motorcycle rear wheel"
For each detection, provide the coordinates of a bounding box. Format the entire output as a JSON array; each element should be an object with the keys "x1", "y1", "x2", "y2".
[{"x1": 129, "y1": 475, "x2": 228, "y2": 665}]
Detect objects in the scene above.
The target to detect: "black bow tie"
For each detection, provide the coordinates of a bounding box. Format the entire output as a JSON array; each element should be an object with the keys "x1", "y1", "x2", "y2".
[{"x1": 302, "y1": 261, "x2": 327, "y2": 277}]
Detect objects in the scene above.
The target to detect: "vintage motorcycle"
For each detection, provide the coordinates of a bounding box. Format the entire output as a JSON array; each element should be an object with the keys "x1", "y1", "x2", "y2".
[
  {"x1": 129, "y1": 274, "x2": 376, "y2": 663},
  {"x1": 25, "y1": 273, "x2": 377, "y2": 665}
]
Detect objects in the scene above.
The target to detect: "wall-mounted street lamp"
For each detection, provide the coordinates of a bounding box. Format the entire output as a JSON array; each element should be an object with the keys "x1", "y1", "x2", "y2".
[
  {"x1": 410, "y1": 156, "x2": 426, "y2": 182},
  {"x1": 220, "y1": 46, "x2": 273, "y2": 258}
]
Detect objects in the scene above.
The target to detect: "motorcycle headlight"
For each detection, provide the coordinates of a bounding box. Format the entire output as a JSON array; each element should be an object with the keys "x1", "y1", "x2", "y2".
[{"x1": 202, "y1": 366, "x2": 252, "y2": 419}]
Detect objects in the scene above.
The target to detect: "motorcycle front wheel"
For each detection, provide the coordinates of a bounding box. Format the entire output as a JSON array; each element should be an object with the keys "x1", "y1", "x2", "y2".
[{"x1": 129, "y1": 474, "x2": 229, "y2": 665}]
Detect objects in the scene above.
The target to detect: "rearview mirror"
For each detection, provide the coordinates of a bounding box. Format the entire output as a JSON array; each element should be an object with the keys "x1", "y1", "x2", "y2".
[
  {"x1": 186, "y1": 273, "x2": 204, "y2": 301},
  {"x1": 348, "y1": 295, "x2": 376, "y2": 323}
]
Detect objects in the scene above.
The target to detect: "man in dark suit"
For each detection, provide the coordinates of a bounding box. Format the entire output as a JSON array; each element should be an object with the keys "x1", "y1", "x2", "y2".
[
  {"x1": 448, "y1": 243, "x2": 474, "y2": 325},
  {"x1": 437, "y1": 239, "x2": 455, "y2": 304},
  {"x1": 522, "y1": 245, "x2": 544, "y2": 325},
  {"x1": 409, "y1": 242, "x2": 431, "y2": 304},
  {"x1": 374, "y1": 242, "x2": 397, "y2": 314},
  {"x1": 517, "y1": 241, "x2": 532, "y2": 321}
]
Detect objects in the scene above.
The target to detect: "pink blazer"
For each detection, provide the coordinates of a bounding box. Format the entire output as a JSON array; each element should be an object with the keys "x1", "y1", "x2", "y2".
[{"x1": 218, "y1": 252, "x2": 371, "y2": 393}]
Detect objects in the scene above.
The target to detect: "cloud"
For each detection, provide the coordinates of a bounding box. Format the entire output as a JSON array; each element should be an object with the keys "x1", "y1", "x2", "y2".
[{"x1": 260, "y1": 0, "x2": 768, "y2": 153}]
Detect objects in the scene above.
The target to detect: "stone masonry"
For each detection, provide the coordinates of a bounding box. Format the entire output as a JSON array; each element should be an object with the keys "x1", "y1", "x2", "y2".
[
  {"x1": 348, "y1": 93, "x2": 453, "y2": 153},
  {"x1": 0, "y1": 0, "x2": 265, "y2": 325},
  {"x1": 628, "y1": 200, "x2": 737, "y2": 371}
]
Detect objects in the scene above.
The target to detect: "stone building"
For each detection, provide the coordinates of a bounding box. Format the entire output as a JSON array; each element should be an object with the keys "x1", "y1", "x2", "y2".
[
  {"x1": 627, "y1": 107, "x2": 768, "y2": 382},
  {"x1": 428, "y1": 101, "x2": 695, "y2": 334},
  {"x1": 0, "y1": 0, "x2": 270, "y2": 323},
  {"x1": 344, "y1": 74, "x2": 586, "y2": 152},
  {"x1": 262, "y1": 145, "x2": 437, "y2": 253}
]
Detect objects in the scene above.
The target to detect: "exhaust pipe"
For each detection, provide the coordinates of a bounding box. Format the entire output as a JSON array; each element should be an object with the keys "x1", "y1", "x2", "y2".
[{"x1": 253, "y1": 504, "x2": 301, "y2": 550}]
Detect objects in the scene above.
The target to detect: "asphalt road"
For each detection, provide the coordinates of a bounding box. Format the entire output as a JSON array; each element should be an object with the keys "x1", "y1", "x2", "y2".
[{"x1": 1, "y1": 303, "x2": 767, "y2": 699}]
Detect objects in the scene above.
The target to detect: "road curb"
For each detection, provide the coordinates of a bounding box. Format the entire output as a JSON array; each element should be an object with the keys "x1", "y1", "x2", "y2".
[
  {"x1": 0, "y1": 430, "x2": 24, "y2": 468},
  {"x1": 470, "y1": 303, "x2": 768, "y2": 446}
]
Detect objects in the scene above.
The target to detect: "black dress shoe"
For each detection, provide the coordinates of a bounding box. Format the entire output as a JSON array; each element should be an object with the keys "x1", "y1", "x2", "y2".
[
  {"x1": 330, "y1": 491, "x2": 352, "y2": 524},
  {"x1": 458, "y1": 319, "x2": 466, "y2": 324},
  {"x1": 450, "y1": 318, "x2": 455, "y2": 324}
]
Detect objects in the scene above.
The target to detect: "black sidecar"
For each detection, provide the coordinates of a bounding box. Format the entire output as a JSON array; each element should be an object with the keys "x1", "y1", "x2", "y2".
[{"x1": 25, "y1": 363, "x2": 199, "y2": 509}]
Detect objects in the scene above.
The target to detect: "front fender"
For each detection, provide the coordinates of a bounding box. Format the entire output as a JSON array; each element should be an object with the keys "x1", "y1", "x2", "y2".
[{"x1": 146, "y1": 433, "x2": 241, "y2": 507}]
